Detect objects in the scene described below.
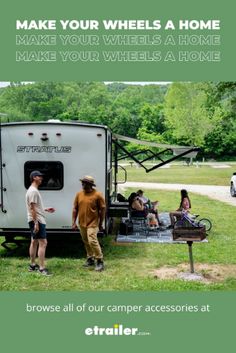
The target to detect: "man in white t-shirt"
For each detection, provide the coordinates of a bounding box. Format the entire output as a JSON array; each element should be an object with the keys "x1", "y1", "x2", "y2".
[{"x1": 26, "y1": 170, "x2": 55, "y2": 276}]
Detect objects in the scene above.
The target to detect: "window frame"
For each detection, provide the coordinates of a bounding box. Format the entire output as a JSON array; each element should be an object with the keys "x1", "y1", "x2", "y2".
[{"x1": 24, "y1": 161, "x2": 64, "y2": 191}]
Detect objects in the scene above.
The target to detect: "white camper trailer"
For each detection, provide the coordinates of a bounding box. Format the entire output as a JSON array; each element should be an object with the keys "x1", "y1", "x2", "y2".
[
  {"x1": 0, "y1": 121, "x2": 113, "y2": 247},
  {"x1": 0, "y1": 120, "x2": 199, "y2": 249}
]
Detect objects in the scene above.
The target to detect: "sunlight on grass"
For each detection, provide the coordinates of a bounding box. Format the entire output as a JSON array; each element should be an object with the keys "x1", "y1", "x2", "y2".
[
  {"x1": 1, "y1": 189, "x2": 235, "y2": 291},
  {"x1": 118, "y1": 164, "x2": 233, "y2": 185}
]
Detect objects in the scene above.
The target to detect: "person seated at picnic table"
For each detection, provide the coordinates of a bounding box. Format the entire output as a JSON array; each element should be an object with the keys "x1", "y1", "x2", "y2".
[{"x1": 169, "y1": 189, "x2": 191, "y2": 227}]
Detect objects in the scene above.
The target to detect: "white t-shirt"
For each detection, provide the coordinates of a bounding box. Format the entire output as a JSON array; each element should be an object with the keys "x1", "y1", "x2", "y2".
[{"x1": 26, "y1": 185, "x2": 46, "y2": 224}]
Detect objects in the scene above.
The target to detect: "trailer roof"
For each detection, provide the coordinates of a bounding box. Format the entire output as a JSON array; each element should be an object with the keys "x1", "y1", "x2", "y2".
[{"x1": 0, "y1": 120, "x2": 111, "y2": 131}]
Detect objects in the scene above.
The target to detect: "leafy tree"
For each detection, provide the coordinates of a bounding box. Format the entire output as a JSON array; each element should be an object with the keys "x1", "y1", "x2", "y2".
[
  {"x1": 109, "y1": 107, "x2": 141, "y2": 137},
  {"x1": 163, "y1": 82, "x2": 219, "y2": 146},
  {"x1": 202, "y1": 82, "x2": 236, "y2": 158},
  {"x1": 139, "y1": 103, "x2": 165, "y2": 134},
  {"x1": 1, "y1": 81, "x2": 236, "y2": 160}
]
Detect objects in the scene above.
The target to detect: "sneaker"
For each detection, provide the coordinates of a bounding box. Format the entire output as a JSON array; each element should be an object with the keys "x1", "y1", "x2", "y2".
[
  {"x1": 83, "y1": 257, "x2": 95, "y2": 268},
  {"x1": 39, "y1": 268, "x2": 53, "y2": 276},
  {"x1": 95, "y1": 259, "x2": 104, "y2": 272},
  {"x1": 28, "y1": 264, "x2": 39, "y2": 272}
]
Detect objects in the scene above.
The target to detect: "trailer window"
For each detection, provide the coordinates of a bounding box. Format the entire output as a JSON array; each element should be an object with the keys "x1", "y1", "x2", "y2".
[{"x1": 24, "y1": 161, "x2": 63, "y2": 190}]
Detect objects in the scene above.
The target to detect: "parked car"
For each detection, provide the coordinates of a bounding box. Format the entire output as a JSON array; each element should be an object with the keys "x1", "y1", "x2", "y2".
[{"x1": 230, "y1": 172, "x2": 236, "y2": 196}]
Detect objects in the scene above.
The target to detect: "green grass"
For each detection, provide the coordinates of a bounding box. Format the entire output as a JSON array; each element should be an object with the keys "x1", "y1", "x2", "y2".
[
  {"x1": 118, "y1": 164, "x2": 234, "y2": 185},
  {"x1": 1, "y1": 190, "x2": 236, "y2": 291}
]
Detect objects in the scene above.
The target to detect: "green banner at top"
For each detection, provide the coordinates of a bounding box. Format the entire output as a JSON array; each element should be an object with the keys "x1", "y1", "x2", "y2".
[{"x1": 0, "y1": 0, "x2": 235, "y2": 81}]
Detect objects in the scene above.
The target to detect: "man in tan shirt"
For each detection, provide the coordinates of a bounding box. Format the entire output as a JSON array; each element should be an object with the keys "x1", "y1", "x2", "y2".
[
  {"x1": 26, "y1": 170, "x2": 55, "y2": 276},
  {"x1": 72, "y1": 176, "x2": 106, "y2": 271}
]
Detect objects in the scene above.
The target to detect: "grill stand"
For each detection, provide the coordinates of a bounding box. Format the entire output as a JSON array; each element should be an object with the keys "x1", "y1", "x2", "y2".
[
  {"x1": 177, "y1": 240, "x2": 204, "y2": 281},
  {"x1": 187, "y1": 241, "x2": 194, "y2": 273}
]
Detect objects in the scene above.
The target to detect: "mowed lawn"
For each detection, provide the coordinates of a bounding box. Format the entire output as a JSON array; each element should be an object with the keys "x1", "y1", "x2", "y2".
[
  {"x1": 118, "y1": 163, "x2": 235, "y2": 185},
  {"x1": 0, "y1": 186, "x2": 236, "y2": 291}
]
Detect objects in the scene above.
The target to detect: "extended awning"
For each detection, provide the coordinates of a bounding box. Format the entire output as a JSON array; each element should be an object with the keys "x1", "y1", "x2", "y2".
[{"x1": 112, "y1": 133, "x2": 199, "y2": 173}]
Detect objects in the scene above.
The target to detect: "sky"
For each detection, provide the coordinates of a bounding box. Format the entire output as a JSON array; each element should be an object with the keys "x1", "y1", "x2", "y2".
[
  {"x1": 0, "y1": 81, "x2": 33, "y2": 87},
  {"x1": 0, "y1": 82, "x2": 10, "y2": 87}
]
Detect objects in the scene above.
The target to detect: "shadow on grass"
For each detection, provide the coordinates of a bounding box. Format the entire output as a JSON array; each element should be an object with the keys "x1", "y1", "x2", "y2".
[
  {"x1": 0, "y1": 236, "x2": 88, "y2": 259},
  {"x1": 0, "y1": 235, "x2": 144, "y2": 260}
]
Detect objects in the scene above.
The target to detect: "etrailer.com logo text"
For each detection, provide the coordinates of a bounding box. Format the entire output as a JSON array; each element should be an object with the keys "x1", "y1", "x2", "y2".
[{"x1": 85, "y1": 324, "x2": 150, "y2": 336}]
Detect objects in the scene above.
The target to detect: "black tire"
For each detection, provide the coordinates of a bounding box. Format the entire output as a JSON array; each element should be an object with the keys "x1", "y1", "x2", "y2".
[
  {"x1": 230, "y1": 183, "x2": 236, "y2": 197},
  {"x1": 198, "y1": 218, "x2": 212, "y2": 232}
]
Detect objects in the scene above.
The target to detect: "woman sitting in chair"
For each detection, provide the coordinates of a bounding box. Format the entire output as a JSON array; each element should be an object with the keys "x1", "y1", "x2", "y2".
[
  {"x1": 136, "y1": 190, "x2": 163, "y2": 225},
  {"x1": 128, "y1": 192, "x2": 161, "y2": 227},
  {"x1": 136, "y1": 189, "x2": 158, "y2": 210},
  {"x1": 128, "y1": 192, "x2": 147, "y2": 218},
  {"x1": 169, "y1": 189, "x2": 191, "y2": 227}
]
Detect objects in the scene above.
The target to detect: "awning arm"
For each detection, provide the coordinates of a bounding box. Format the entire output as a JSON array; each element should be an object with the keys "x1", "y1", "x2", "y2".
[
  {"x1": 115, "y1": 148, "x2": 157, "y2": 162},
  {"x1": 112, "y1": 138, "x2": 200, "y2": 173},
  {"x1": 146, "y1": 147, "x2": 200, "y2": 172}
]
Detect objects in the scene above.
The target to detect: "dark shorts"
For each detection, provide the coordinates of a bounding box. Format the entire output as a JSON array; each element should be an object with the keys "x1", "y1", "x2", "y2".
[{"x1": 29, "y1": 221, "x2": 47, "y2": 239}]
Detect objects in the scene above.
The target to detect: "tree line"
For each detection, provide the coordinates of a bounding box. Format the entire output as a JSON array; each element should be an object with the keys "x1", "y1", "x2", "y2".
[{"x1": 0, "y1": 81, "x2": 235, "y2": 159}]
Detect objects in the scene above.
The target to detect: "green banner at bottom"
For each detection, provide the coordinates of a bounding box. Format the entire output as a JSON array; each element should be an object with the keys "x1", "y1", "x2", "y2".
[{"x1": 0, "y1": 291, "x2": 234, "y2": 352}]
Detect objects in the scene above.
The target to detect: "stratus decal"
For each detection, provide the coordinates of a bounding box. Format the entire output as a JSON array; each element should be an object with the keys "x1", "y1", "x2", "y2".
[{"x1": 16, "y1": 146, "x2": 72, "y2": 153}]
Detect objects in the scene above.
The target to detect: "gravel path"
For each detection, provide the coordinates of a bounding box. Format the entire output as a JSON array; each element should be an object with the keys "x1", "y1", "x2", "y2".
[{"x1": 120, "y1": 182, "x2": 236, "y2": 207}]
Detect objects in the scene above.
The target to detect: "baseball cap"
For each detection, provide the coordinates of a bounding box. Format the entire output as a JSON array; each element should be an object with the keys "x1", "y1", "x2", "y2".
[{"x1": 30, "y1": 170, "x2": 44, "y2": 180}]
